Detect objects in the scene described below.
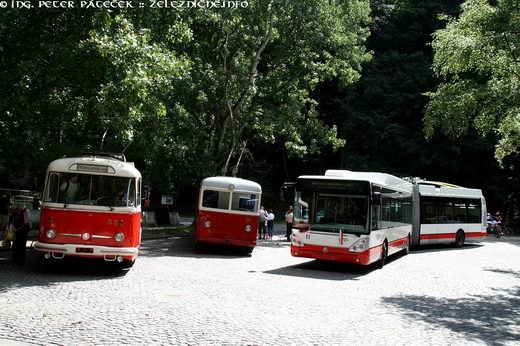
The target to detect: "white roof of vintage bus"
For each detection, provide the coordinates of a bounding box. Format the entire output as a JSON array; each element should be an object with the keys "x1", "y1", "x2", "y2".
[
  {"x1": 418, "y1": 183, "x2": 483, "y2": 198},
  {"x1": 47, "y1": 156, "x2": 141, "y2": 178},
  {"x1": 298, "y1": 169, "x2": 413, "y2": 192},
  {"x1": 201, "y1": 176, "x2": 262, "y2": 193}
]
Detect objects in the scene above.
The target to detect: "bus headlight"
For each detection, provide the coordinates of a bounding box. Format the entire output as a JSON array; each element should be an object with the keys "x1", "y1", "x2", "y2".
[
  {"x1": 204, "y1": 220, "x2": 211, "y2": 229},
  {"x1": 46, "y1": 229, "x2": 56, "y2": 239},
  {"x1": 291, "y1": 234, "x2": 304, "y2": 247},
  {"x1": 244, "y1": 224, "x2": 252, "y2": 232},
  {"x1": 114, "y1": 232, "x2": 125, "y2": 242},
  {"x1": 349, "y1": 238, "x2": 369, "y2": 252}
]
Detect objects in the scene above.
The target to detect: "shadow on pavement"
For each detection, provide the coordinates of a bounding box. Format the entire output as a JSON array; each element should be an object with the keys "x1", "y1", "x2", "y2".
[
  {"x1": 138, "y1": 236, "x2": 253, "y2": 259},
  {"x1": 410, "y1": 243, "x2": 483, "y2": 254},
  {"x1": 0, "y1": 249, "x2": 128, "y2": 294},
  {"x1": 383, "y1": 285, "x2": 520, "y2": 345},
  {"x1": 263, "y1": 256, "x2": 392, "y2": 281},
  {"x1": 483, "y1": 267, "x2": 520, "y2": 279}
]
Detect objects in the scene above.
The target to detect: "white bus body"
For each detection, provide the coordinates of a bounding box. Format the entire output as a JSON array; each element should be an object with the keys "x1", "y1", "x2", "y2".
[
  {"x1": 290, "y1": 170, "x2": 413, "y2": 266},
  {"x1": 411, "y1": 181, "x2": 487, "y2": 246}
]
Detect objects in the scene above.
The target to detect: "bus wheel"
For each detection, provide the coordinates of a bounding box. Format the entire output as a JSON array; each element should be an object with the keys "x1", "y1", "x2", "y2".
[
  {"x1": 245, "y1": 246, "x2": 254, "y2": 254},
  {"x1": 455, "y1": 230, "x2": 465, "y2": 248},
  {"x1": 121, "y1": 259, "x2": 135, "y2": 269},
  {"x1": 194, "y1": 239, "x2": 203, "y2": 252},
  {"x1": 403, "y1": 235, "x2": 410, "y2": 255},
  {"x1": 378, "y1": 241, "x2": 388, "y2": 269}
]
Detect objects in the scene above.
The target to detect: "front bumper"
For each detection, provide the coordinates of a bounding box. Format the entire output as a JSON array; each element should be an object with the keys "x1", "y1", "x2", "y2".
[
  {"x1": 33, "y1": 241, "x2": 138, "y2": 260},
  {"x1": 196, "y1": 235, "x2": 256, "y2": 248},
  {"x1": 291, "y1": 243, "x2": 380, "y2": 265}
]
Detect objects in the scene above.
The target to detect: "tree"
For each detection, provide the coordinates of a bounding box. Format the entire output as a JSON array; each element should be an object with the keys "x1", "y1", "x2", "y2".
[
  {"x1": 425, "y1": 0, "x2": 520, "y2": 163},
  {"x1": 167, "y1": 0, "x2": 372, "y2": 176}
]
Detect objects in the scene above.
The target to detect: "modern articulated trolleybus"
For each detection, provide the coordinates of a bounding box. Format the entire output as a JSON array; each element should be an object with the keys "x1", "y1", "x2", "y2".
[
  {"x1": 286, "y1": 170, "x2": 413, "y2": 267},
  {"x1": 411, "y1": 180, "x2": 487, "y2": 247}
]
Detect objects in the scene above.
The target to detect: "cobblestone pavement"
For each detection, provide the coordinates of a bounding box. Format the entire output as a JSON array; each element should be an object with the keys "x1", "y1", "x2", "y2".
[{"x1": 0, "y1": 233, "x2": 519, "y2": 346}]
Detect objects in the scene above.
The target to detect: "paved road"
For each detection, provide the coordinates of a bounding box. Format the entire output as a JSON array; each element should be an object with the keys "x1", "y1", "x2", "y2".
[{"x1": 0, "y1": 235, "x2": 519, "y2": 345}]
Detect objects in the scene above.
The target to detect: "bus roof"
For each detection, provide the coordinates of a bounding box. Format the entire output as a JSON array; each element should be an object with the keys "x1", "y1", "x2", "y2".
[
  {"x1": 418, "y1": 183, "x2": 483, "y2": 199},
  {"x1": 47, "y1": 157, "x2": 141, "y2": 178},
  {"x1": 201, "y1": 176, "x2": 262, "y2": 193},
  {"x1": 298, "y1": 170, "x2": 413, "y2": 193}
]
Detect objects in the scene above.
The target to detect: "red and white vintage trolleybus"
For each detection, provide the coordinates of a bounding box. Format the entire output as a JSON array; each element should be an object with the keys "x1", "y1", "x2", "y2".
[
  {"x1": 286, "y1": 170, "x2": 413, "y2": 267},
  {"x1": 34, "y1": 153, "x2": 142, "y2": 268},
  {"x1": 195, "y1": 177, "x2": 262, "y2": 253}
]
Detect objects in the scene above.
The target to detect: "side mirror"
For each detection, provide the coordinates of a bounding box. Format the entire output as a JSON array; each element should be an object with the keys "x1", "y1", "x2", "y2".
[
  {"x1": 280, "y1": 182, "x2": 296, "y2": 202},
  {"x1": 371, "y1": 192, "x2": 382, "y2": 205},
  {"x1": 293, "y1": 222, "x2": 310, "y2": 233}
]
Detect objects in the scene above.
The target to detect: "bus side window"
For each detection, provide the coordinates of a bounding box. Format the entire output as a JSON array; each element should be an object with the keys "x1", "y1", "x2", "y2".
[
  {"x1": 46, "y1": 173, "x2": 60, "y2": 203},
  {"x1": 136, "y1": 178, "x2": 141, "y2": 207},
  {"x1": 128, "y1": 179, "x2": 136, "y2": 207}
]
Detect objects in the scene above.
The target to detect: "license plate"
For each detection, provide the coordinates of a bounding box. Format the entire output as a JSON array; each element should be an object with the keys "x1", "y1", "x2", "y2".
[{"x1": 76, "y1": 247, "x2": 94, "y2": 253}]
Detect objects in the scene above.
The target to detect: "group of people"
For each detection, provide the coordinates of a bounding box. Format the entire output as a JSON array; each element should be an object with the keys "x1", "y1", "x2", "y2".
[
  {"x1": 0, "y1": 191, "x2": 32, "y2": 264},
  {"x1": 258, "y1": 206, "x2": 294, "y2": 242},
  {"x1": 486, "y1": 211, "x2": 507, "y2": 237},
  {"x1": 258, "y1": 206, "x2": 275, "y2": 240}
]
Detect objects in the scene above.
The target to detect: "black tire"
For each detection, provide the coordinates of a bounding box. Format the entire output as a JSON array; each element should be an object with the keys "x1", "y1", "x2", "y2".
[
  {"x1": 378, "y1": 241, "x2": 388, "y2": 269},
  {"x1": 121, "y1": 259, "x2": 135, "y2": 269},
  {"x1": 194, "y1": 240, "x2": 203, "y2": 253},
  {"x1": 245, "y1": 246, "x2": 254, "y2": 254},
  {"x1": 454, "y1": 230, "x2": 465, "y2": 247},
  {"x1": 403, "y1": 235, "x2": 410, "y2": 255}
]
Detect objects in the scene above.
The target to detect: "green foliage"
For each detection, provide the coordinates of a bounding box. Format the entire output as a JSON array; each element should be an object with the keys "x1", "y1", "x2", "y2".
[
  {"x1": 425, "y1": 0, "x2": 520, "y2": 163},
  {"x1": 0, "y1": 1, "x2": 371, "y2": 191}
]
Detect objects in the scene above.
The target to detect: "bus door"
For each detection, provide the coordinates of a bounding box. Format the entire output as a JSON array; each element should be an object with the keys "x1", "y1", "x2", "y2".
[{"x1": 420, "y1": 198, "x2": 439, "y2": 244}]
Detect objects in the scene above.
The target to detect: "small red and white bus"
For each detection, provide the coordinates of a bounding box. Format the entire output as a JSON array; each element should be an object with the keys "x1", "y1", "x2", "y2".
[
  {"x1": 287, "y1": 170, "x2": 412, "y2": 267},
  {"x1": 411, "y1": 180, "x2": 487, "y2": 246},
  {"x1": 195, "y1": 177, "x2": 262, "y2": 253},
  {"x1": 34, "y1": 153, "x2": 142, "y2": 268}
]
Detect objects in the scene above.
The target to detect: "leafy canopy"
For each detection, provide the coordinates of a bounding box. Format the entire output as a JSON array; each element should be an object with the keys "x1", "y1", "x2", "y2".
[{"x1": 425, "y1": 0, "x2": 520, "y2": 163}]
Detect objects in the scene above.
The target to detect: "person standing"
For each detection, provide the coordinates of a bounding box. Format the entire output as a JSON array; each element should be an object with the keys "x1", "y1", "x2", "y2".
[
  {"x1": 258, "y1": 206, "x2": 268, "y2": 240},
  {"x1": 12, "y1": 206, "x2": 31, "y2": 264},
  {"x1": 267, "y1": 209, "x2": 275, "y2": 240},
  {"x1": 0, "y1": 191, "x2": 11, "y2": 236},
  {"x1": 284, "y1": 206, "x2": 294, "y2": 242}
]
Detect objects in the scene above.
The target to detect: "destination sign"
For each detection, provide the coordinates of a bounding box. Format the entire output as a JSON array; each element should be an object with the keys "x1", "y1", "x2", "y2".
[
  {"x1": 76, "y1": 164, "x2": 113, "y2": 173},
  {"x1": 298, "y1": 179, "x2": 369, "y2": 195}
]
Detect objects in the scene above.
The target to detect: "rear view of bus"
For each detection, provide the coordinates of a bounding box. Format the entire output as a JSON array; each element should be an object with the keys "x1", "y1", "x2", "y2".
[
  {"x1": 195, "y1": 177, "x2": 262, "y2": 253},
  {"x1": 34, "y1": 153, "x2": 142, "y2": 269},
  {"x1": 288, "y1": 170, "x2": 412, "y2": 267}
]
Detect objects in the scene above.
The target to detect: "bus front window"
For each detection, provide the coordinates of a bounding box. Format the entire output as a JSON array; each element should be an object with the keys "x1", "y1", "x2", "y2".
[
  {"x1": 44, "y1": 172, "x2": 136, "y2": 207},
  {"x1": 313, "y1": 194, "x2": 369, "y2": 234}
]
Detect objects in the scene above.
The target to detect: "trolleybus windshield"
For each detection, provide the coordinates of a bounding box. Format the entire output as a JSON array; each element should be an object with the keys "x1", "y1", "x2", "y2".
[
  {"x1": 295, "y1": 179, "x2": 370, "y2": 234},
  {"x1": 44, "y1": 172, "x2": 137, "y2": 207}
]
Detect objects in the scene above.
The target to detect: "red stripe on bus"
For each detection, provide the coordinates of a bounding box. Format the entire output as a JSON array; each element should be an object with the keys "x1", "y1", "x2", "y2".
[
  {"x1": 388, "y1": 235, "x2": 409, "y2": 248},
  {"x1": 420, "y1": 231, "x2": 487, "y2": 240}
]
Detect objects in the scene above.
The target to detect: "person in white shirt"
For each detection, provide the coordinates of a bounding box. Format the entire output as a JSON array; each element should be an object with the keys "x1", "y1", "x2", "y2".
[
  {"x1": 267, "y1": 209, "x2": 275, "y2": 239},
  {"x1": 284, "y1": 206, "x2": 293, "y2": 242},
  {"x1": 258, "y1": 206, "x2": 268, "y2": 240},
  {"x1": 60, "y1": 174, "x2": 81, "y2": 203}
]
